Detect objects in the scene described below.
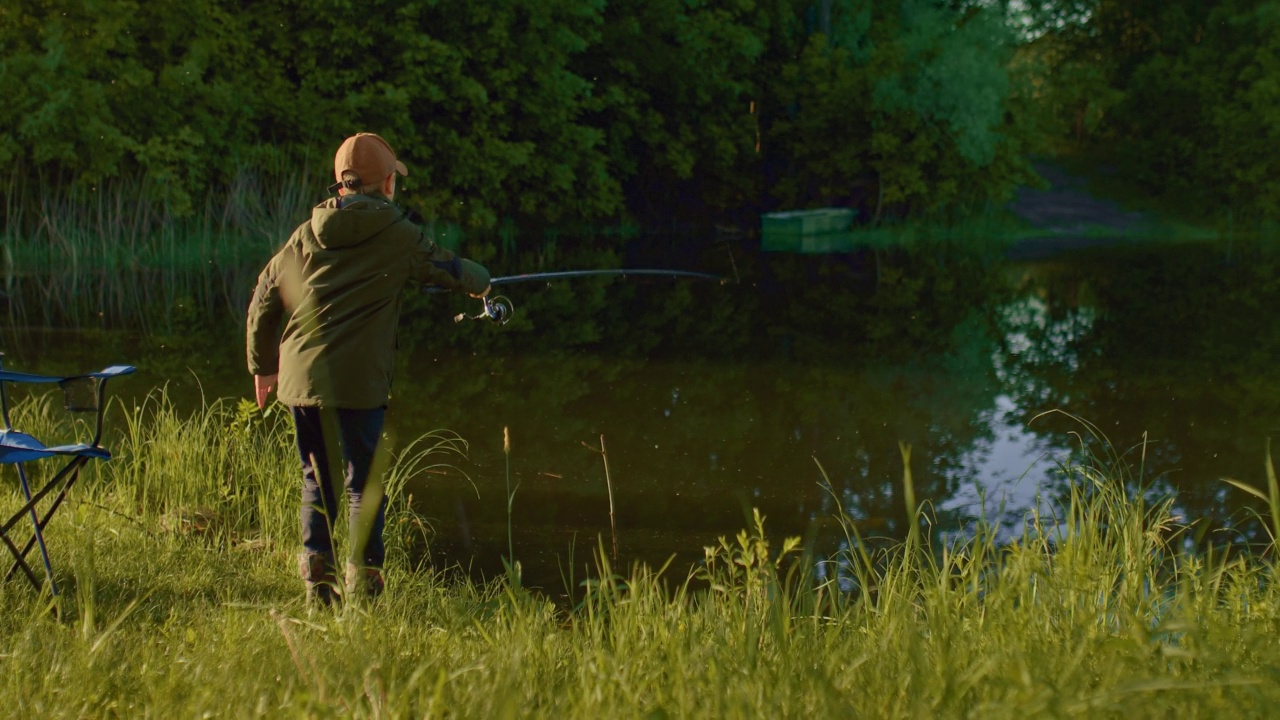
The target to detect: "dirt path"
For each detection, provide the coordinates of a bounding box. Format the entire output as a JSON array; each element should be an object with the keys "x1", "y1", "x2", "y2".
[{"x1": 1005, "y1": 161, "x2": 1150, "y2": 259}]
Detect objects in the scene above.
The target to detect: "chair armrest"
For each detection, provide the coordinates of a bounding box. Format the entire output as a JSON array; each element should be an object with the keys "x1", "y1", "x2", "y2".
[
  {"x1": 0, "y1": 371, "x2": 64, "y2": 385},
  {"x1": 87, "y1": 366, "x2": 136, "y2": 380},
  {"x1": 0, "y1": 365, "x2": 135, "y2": 446},
  {"x1": 0, "y1": 366, "x2": 135, "y2": 384}
]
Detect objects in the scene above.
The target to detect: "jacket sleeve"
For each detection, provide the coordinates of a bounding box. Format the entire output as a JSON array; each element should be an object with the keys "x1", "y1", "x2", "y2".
[
  {"x1": 408, "y1": 229, "x2": 491, "y2": 295},
  {"x1": 245, "y1": 247, "x2": 289, "y2": 375}
]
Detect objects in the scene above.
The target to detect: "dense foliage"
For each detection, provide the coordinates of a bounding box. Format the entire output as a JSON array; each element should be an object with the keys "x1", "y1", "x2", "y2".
[
  {"x1": 3, "y1": 0, "x2": 1276, "y2": 235},
  {"x1": 0, "y1": 0, "x2": 1039, "y2": 234},
  {"x1": 1019, "y1": 0, "x2": 1280, "y2": 220}
]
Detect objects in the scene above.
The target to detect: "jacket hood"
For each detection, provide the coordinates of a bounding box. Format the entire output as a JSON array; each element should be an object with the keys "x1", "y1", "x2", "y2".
[{"x1": 308, "y1": 195, "x2": 403, "y2": 250}]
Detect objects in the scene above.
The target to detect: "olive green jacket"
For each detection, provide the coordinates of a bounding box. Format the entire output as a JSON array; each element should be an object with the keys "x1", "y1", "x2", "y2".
[{"x1": 246, "y1": 194, "x2": 489, "y2": 408}]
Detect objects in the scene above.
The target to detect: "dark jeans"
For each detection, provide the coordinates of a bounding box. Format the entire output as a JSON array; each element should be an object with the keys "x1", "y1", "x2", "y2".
[{"x1": 292, "y1": 406, "x2": 388, "y2": 569}]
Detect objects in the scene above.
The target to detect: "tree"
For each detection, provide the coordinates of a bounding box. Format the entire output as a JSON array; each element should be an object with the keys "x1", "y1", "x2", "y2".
[
  {"x1": 285, "y1": 0, "x2": 618, "y2": 229},
  {"x1": 0, "y1": 0, "x2": 295, "y2": 214},
  {"x1": 764, "y1": 0, "x2": 1035, "y2": 219},
  {"x1": 1020, "y1": 0, "x2": 1280, "y2": 220},
  {"x1": 576, "y1": 0, "x2": 797, "y2": 228}
]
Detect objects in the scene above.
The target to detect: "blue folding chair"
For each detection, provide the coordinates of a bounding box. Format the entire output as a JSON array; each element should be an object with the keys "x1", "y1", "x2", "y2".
[{"x1": 0, "y1": 357, "x2": 134, "y2": 595}]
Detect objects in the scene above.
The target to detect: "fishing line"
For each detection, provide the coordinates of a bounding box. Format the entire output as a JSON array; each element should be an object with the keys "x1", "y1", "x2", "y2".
[{"x1": 427, "y1": 268, "x2": 730, "y2": 325}]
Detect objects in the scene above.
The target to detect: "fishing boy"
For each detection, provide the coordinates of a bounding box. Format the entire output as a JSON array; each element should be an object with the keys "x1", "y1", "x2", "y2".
[{"x1": 246, "y1": 132, "x2": 490, "y2": 605}]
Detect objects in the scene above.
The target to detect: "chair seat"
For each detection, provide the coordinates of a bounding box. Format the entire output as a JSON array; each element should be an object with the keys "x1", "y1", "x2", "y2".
[{"x1": 0, "y1": 430, "x2": 111, "y2": 464}]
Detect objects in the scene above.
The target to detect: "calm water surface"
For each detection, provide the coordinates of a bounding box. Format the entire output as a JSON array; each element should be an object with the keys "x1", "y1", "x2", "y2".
[{"x1": 6, "y1": 237, "x2": 1279, "y2": 589}]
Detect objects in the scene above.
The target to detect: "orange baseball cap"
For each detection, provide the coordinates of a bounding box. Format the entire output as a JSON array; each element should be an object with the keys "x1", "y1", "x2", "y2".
[{"x1": 333, "y1": 133, "x2": 409, "y2": 186}]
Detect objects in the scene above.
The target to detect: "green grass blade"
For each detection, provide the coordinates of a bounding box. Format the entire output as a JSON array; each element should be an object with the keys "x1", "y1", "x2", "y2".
[
  {"x1": 1267, "y1": 438, "x2": 1280, "y2": 544},
  {"x1": 1221, "y1": 477, "x2": 1269, "y2": 504},
  {"x1": 900, "y1": 441, "x2": 919, "y2": 551}
]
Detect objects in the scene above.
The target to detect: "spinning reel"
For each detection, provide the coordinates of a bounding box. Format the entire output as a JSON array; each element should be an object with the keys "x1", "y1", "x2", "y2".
[
  {"x1": 443, "y1": 268, "x2": 729, "y2": 328},
  {"x1": 454, "y1": 294, "x2": 514, "y2": 325}
]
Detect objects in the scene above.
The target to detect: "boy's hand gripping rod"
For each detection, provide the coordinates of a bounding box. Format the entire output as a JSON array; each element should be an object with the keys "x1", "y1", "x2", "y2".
[{"x1": 444, "y1": 269, "x2": 730, "y2": 326}]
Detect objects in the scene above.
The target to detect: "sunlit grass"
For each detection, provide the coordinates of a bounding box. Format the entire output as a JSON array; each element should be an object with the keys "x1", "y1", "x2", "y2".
[{"x1": 0, "y1": 393, "x2": 1278, "y2": 716}]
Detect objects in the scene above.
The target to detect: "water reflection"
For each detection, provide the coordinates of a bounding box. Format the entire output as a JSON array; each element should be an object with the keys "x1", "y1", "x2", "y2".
[
  {"x1": 5, "y1": 238, "x2": 1280, "y2": 587},
  {"x1": 938, "y1": 394, "x2": 1059, "y2": 541},
  {"x1": 996, "y1": 242, "x2": 1280, "y2": 545},
  {"x1": 4, "y1": 266, "x2": 258, "y2": 334}
]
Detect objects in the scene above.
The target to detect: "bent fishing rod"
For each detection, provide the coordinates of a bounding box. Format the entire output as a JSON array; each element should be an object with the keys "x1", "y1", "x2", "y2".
[{"x1": 430, "y1": 268, "x2": 731, "y2": 326}]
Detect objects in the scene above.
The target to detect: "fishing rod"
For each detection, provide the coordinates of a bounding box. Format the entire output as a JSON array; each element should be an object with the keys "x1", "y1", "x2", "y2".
[{"x1": 435, "y1": 268, "x2": 730, "y2": 326}]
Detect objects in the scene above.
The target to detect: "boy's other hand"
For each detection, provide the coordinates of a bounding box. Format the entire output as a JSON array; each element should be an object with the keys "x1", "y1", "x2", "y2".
[
  {"x1": 470, "y1": 284, "x2": 491, "y2": 299},
  {"x1": 254, "y1": 374, "x2": 278, "y2": 409}
]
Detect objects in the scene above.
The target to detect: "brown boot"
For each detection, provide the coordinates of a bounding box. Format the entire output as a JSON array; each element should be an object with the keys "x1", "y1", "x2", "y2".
[
  {"x1": 344, "y1": 562, "x2": 385, "y2": 603},
  {"x1": 299, "y1": 553, "x2": 340, "y2": 606}
]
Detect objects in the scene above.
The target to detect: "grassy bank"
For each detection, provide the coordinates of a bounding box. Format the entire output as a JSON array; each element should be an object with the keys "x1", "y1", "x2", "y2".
[{"x1": 1, "y1": 393, "x2": 1279, "y2": 717}]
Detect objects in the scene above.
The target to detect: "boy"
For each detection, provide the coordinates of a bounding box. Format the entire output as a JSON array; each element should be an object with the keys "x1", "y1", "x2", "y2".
[{"x1": 246, "y1": 133, "x2": 490, "y2": 605}]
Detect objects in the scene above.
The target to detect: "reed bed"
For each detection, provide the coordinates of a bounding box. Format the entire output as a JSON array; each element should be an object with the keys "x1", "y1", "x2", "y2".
[
  {"x1": 0, "y1": 392, "x2": 1277, "y2": 717},
  {"x1": 0, "y1": 172, "x2": 317, "y2": 331}
]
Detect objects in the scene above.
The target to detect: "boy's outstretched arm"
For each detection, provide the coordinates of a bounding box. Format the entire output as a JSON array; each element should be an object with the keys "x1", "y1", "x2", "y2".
[{"x1": 409, "y1": 231, "x2": 491, "y2": 297}]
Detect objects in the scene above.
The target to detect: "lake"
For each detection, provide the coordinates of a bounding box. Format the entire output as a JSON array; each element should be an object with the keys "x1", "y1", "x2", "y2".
[{"x1": 4, "y1": 236, "x2": 1278, "y2": 591}]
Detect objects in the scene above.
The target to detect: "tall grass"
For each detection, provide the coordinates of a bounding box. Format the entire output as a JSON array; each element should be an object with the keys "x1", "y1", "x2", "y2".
[
  {"x1": 3, "y1": 169, "x2": 317, "y2": 270},
  {"x1": 1, "y1": 169, "x2": 320, "y2": 331},
  {"x1": 0, "y1": 392, "x2": 1278, "y2": 717}
]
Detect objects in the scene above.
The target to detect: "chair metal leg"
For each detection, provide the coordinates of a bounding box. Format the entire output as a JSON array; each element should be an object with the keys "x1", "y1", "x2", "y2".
[
  {"x1": 4, "y1": 465, "x2": 82, "y2": 586},
  {"x1": 14, "y1": 462, "x2": 58, "y2": 595},
  {"x1": 0, "y1": 529, "x2": 40, "y2": 587},
  {"x1": 0, "y1": 457, "x2": 86, "y2": 593}
]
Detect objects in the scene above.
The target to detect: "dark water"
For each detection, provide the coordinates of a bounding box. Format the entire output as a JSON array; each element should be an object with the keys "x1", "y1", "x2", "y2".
[{"x1": 6, "y1": 237, "x2": 1280, "y2": 590}]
